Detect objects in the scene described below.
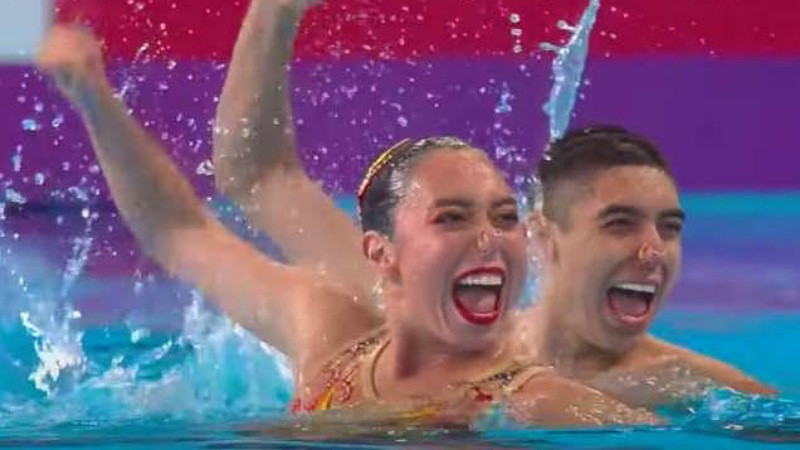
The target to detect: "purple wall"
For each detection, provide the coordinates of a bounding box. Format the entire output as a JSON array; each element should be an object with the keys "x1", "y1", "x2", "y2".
[{"x1": 2, "y1": 56, "x2": 799, "y2": 207}]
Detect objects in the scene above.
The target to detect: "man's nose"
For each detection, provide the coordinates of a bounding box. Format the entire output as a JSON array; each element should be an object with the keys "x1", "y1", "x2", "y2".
[{"x1": 636, "y1": 225, "x2": 666, "y2": 269}]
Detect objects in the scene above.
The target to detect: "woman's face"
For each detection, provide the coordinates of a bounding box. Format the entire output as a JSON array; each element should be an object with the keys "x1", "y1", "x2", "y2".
[{"x1": 369, "y1": 149, "x2": 528, "y2": 352}]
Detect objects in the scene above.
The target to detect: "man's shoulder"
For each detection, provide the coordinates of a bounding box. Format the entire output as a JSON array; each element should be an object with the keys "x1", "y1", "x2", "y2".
[{"x1": 640, "y1": 335, "x2": 775, "y2": 395}]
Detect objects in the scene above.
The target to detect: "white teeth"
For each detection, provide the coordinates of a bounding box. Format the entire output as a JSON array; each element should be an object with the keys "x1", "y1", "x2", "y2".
[
  {"x1": 613, "y1": 283, "x2": 657, "y2": 294},
  {"x1": 459, "y1": 274, "x2": 503, "y2": 287}
]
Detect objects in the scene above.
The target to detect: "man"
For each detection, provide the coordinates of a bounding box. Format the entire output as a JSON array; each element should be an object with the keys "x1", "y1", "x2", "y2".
[
  {"x1": 213, "y1": 0, "x2": 774, "y2": 409},
  {"x1": 515, "y1": 127, "x2": 774, "y2": 407}
]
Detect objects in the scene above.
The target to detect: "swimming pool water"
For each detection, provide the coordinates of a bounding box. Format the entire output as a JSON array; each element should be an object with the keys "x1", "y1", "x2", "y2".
[{"x1": 0, "y1": 192, "x2": 798, "y2": 447}]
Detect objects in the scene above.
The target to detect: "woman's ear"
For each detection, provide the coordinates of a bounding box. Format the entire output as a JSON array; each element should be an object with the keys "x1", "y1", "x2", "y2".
[{"x1": 363, "y1": 231, "x2": 397, "y2": 273}]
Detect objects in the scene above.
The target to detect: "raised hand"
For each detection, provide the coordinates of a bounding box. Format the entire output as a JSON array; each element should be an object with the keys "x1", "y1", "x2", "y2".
[{"x1": 36, "y1": 25, "x2": 110, "y2": 106}]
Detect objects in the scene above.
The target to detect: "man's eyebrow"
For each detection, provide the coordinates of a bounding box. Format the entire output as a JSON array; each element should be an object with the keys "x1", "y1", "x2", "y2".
[
  {"x1": 596, "y1": 204, "x2": 644, "y2": 220},
  {"x1": 660, "y1": 208, "x2": 686, "y2": 221}
]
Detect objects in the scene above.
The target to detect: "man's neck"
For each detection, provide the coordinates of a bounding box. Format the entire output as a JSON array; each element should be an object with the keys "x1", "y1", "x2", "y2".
[{"x1": 523, "y1": 288, "x2": 630, "y2": 379}]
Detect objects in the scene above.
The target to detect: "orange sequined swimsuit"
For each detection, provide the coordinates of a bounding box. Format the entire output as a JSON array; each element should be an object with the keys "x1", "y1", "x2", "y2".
[{"x1": 290, "y1": 329, "x2": 548, "y2": 415}]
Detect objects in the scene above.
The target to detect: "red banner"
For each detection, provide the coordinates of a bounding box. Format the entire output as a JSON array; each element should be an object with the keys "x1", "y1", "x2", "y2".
[{"x1": 55, "y1": 0, "x2": 800, "y2": 60}]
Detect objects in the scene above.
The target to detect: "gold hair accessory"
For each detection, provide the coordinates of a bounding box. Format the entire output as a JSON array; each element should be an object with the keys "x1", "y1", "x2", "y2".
[{"x1": 356, "y1": 138, "x2": 413, "y2": 219}]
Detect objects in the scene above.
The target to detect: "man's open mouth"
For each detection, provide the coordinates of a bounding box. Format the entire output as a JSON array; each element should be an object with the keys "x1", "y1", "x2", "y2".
[
  {"x1": 606, "y1": 282, "x2": 657, "y2": 327},
  {"x1": 452, "y1": 268, "x2": 505, "y2": 326}
]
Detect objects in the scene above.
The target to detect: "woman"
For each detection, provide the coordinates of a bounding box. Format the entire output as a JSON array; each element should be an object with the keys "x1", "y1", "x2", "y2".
[{"x1": 37, "y1": 22, "x2": 652, "y2": 426}]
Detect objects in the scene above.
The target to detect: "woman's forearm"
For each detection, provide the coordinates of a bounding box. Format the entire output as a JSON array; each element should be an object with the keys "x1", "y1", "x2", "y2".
[
  {"x1": 74, "y1": 77, "x2": 210, "y2": 264},
  {"x1": 213, "y1": 1, "x2": 304, "y2": 200}
]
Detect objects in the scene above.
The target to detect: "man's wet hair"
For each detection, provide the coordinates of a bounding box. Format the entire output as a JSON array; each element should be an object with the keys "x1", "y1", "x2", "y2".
[
  {"x1": 529, "y1": 125, "x2": 674, "y2": 227},
  {"x1": 358, "y1": 136, "x2": 477, "y2": 237}
]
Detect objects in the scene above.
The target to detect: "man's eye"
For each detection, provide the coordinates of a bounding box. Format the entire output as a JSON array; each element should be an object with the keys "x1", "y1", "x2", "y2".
[
  {"x1": 604, "y1": 218, "x2": 635, "y2": 230},
  {"x1": 660, "y1": 221, "x2": 684, "y2": 238}
]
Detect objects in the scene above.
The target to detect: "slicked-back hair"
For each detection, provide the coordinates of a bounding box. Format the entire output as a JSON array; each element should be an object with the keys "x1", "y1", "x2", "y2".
[
  {"x1": 358, "y1": 136, "x2": 476, "y2": 237},
  {"x1": 529, "y1": 126, "x2": 674, "y2": 227}
]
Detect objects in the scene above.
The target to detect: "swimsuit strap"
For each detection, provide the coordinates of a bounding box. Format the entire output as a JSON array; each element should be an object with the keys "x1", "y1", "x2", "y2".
[
  {"x1": 362, "y1": 336, "x2": 392, "y2": 401},
  {"x1": 501, "y1": 364, "x2": 552, "y2": 394},
  {"x1": 456, "y1": 360, "x2": 553, "y2": 397}
]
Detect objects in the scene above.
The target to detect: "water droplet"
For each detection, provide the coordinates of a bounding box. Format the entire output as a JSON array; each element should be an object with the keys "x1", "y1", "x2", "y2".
[
  {"x1": 557, "y1": 20, "x2": 577, "y2": 33},
  {"x1": 51, "y1": 114, "x2": 64, "y2": 129},
  {"x1": 11, "y1": 151, "x2": 22, "y2": 172},
  {"x1": 5, "y1": 188, "x2": 27, "y2": 204},
  {"x1": 21, "y1": 118, "x2": 41, "y2": 131},
  {"x1": 133, "y1": 281, "x2": 144, "y2": 296},
  {"x1": 68, "y1": 186, "x2": 89, "y2": 202},
  {"x1": 397, "y1": 116, "x2": 408, "y2": 127},
  {"x1": 509, "y1": 13, "x2": 521, "y2": 24},
  {"x1": 131, "y1": 327, "x2": 150, "y2": 342},
  {"x1": 539, "y1": 42, "x2": 560, "y2": 53},
  {"x1": 494, "y1": 82, "x2": 513, "y2": 114},
  {"x1": 196, "y1": 159, "x2": 215, "y2": 176},
  {"x1": 34, "y1": 172, "x2": 46, "y2": 185},
  {"x1": 81, "y1": 208, "x2": 90, "y2": 219}
]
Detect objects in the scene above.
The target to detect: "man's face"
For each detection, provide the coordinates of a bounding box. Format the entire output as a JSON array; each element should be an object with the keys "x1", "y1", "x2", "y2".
[{"x1": 541, "y1": 166, "x2": 684, "y2": 353}]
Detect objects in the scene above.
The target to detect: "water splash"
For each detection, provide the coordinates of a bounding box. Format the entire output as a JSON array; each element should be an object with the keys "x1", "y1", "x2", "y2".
[
  {"x1": 494, "y1": 82, "x2": 513, "y2": 115},
  {"x1": 20, "y1": 308, "x2": 86, "y2": 397},
  {"x1": 677, "y1": 389, "x2": 800, "y2": 437},
  {"x1": 0, "y1": 286, "x2": 292, "y2": 427},
  {"x1": 541, "y1": 0, "x2": 601, "y2": 141}
]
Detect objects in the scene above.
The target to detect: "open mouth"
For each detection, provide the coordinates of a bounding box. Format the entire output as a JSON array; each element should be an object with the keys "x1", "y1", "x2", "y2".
[
  {"x1": 606, "y1": 282, "x2": 657, "y2": 327},
  {"x1": 451, "y1": 268, "x2": 505, "y2": 326}
]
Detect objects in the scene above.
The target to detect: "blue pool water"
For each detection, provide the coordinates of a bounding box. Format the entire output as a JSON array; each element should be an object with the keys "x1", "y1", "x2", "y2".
[{"x1": 0, "y1": 192, "x2": 798, "y2": 448}]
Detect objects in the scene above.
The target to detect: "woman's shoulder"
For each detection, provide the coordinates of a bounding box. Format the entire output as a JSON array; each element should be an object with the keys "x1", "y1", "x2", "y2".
[{"x1": 292, "y1": 327, "x2": 388, "y2": 413}]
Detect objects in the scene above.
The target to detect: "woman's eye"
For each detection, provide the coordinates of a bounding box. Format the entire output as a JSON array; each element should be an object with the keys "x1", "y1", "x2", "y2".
[
  {"x1": 495, "y1": 211, "x2": 520, "y2": 227},
  {"x1": 435, "y1": 211, "x2": 466, "y2": 224}
]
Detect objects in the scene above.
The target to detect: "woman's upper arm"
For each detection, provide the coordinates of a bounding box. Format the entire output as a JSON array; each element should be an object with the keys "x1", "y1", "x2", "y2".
[{"x1": 156, "y1": 215, "x2": 379, "y2": 360}]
